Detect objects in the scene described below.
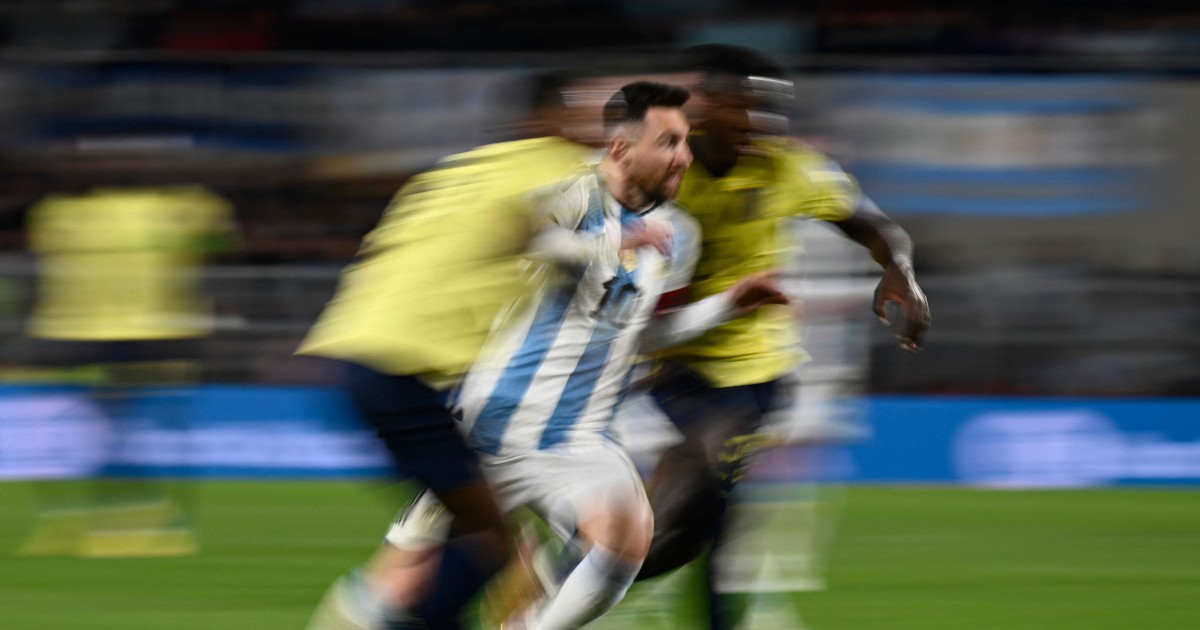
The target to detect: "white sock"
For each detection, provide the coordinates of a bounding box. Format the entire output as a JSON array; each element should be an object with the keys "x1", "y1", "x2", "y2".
[{"x1": 533, "y1": 544, "x2": 642, "y2": 630}]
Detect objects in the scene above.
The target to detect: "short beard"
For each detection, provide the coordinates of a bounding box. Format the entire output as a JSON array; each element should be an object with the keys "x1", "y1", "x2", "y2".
[
  {"x1": 627, "y1": 180, "x2": 668, "y2": 210},
  {"x1": 641, "y1": 184, "x2": 671, "y2": 209}
]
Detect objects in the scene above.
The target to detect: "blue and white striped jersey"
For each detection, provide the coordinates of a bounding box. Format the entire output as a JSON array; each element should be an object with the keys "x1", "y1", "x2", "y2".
[{"x1": 456, "y1": 170, "x2": 700, "y2": 456}]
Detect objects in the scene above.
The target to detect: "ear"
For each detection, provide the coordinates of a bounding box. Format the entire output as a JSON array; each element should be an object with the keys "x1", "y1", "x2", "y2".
[{"x1": 608, "y1": 134, "x2": 631, "y2": 161}]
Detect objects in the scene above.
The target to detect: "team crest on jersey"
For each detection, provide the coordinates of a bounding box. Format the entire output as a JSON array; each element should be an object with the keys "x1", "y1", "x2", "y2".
[
  {"x1": 620, "y1": 249, "x2": 639, "y2": 272},
  {"x1": 723, "y1": 188, "x2": 761, "y2": 223},
  {"x1": 740, "y1": 188, "x2": 761, "y2": 221}
]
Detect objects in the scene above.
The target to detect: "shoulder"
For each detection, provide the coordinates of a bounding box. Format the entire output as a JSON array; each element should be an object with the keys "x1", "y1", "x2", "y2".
[
  {"x1": 531, "y1": 167, "x2": 598, "y2": 209},
  {"x1": 30, "y1": 193, "x2": 72, "y2": 213},
  {"x1": 459, "y1": 138, "x2": 593, "y2": 176},
  {"x1": 764, "y1": 140, "x2": 852, "y2": 186}
]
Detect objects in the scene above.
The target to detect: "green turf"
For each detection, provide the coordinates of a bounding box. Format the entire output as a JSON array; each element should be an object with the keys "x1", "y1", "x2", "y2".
[
  {"x1": 1, "y1": 482, "x2": 1197, "y2": 629},
  {"x1": 0, "y1": 480, "x2": 405, "y2": 630},
  {"x1": 792, "y1": 487, "x2": 1200, "y2": 630}
]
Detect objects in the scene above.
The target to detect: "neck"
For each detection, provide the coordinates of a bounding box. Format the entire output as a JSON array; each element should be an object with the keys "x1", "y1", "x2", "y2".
[
  {"x1": 598, "y1": 158, "x2": 652, "y2": 210},
  {"x1": 693, "y1": 134, "x2": 738, "y2": 177}
]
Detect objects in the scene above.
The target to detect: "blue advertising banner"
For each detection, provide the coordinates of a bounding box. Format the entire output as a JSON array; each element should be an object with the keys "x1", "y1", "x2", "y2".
[
  {"x1": 2, "y1": 386, "x2": 1197, "y2": 486},
  {"x1": 843, "y1": 397, "x2": 1200, "y2": 487},
  {"x1": 0, "y1": 385, "x2": 392, "y2": 480}
]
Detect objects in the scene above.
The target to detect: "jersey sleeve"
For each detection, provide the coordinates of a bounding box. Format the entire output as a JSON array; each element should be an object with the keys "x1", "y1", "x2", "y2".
[
  {"x1": 781, "y1": 145, "x2": 860, "y2": 222},
  {"x1": 180, "y1": 186, "x2": 240, "y2": 254},
  {"x1": 661, "y1": 207, "x2": 701, "y2": 294},
  {"x1": 639, "y1": 209, "x2": 732, "y2": 353},
  {"x1": 533, "y1": 180, "x2": 590, "y2": 230},
  {"x1": 526, "y1": 175, "x2": 603, "y2": 268}
]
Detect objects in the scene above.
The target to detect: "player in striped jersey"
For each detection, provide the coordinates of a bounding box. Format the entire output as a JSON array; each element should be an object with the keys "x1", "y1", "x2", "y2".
[
  {"x1": 300, "y1": 72, "x2": 596, "y2": 630},
  {"x1": 385, "y1": 81, "x2": 790, "y2": 630}
]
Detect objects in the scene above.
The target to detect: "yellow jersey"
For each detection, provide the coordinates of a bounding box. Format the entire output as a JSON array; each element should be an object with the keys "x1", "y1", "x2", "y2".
[
  {"x1": 296, "y1": 136, "x2": 592, "y2": 385},
  {"x1": 26, "y1": 186, "x2": 235, "y2": 341},
  {"x1": 657, "y1": 138, "x2": 858, "y2": 387}
]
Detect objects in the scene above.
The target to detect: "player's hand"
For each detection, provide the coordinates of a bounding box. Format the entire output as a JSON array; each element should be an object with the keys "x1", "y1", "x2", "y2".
[
  {"x1": 622, "y1": 217, "x2": 673, "y2": 257},
  {"x1": 873, "y1": 261, "x2": 931, "y2": 352},
  {"x1": 728, "y1": 269, "x2": 791, "y2": 316}
]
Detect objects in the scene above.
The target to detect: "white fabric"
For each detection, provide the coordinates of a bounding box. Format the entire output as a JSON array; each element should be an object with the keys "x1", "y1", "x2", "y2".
[
  {"x1": 639, "y1": 292, "x2": 734, "y2": 353},
  {"x1": 457, "y1": 171, "x2": 700, "y2": 457},
  {"x1": 533, "y1": 543, "x2": 641, "y2": 630},
  {"x1": 386, "y1": 440, "x2": 647, "y2": 549}
]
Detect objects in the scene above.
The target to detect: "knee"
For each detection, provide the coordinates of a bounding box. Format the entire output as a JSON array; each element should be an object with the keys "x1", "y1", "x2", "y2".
[
  {"x1": 581, "y1": 501, "x2": 654, "y2": 563},
  {"x1": 612, "y1": 503, "x2": 654, "y2": 562},
  {"x1": 649, "y1": 447, "x2": 725, "y2": 528},
  {"x1": 637, "y1": 474, "x2": 724, "y2": 580}
]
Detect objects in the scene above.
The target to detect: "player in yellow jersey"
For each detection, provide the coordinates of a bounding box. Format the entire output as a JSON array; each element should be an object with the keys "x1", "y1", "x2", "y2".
[
  {"x1": 300, "y1": 72, "x2": 597, "y2": 630},
  {"x1": 632, "y1": 45, "x2": 931, "y2": 629},
  {"x1": 20, "y1": 180, "x2": 236, "y2": 558}
]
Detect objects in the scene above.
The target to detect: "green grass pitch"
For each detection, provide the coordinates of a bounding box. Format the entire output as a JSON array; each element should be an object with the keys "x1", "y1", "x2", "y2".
[{"x1": 1, "y1": 481, "x2": 1197, "y2": 629}]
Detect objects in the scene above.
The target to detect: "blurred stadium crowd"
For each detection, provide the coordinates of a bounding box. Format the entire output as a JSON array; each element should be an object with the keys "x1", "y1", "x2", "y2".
[
  {"x1": 0, "y1": 0, "x2": 1198, "y2": 396},
  {"x1": 0, "y1": 0, "x2": 1200, "y2": 59}
]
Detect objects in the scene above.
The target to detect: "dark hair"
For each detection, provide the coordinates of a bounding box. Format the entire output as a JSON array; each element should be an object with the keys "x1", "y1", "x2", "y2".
[
  {"x1": 677, "y1": 44, "x2": 795, "y2": 115},
  {"x1": 527, "y1": 68, "x2": 574, "y2": 113},
  {"x1": 677, "y1": 43, "x2": 788, "y2": 82},
  {"x1": 602, "y1": 81, "x2": 690, "y2": 138},
  {"x1": 479, "y1": 68, "x2": 576, "y2": 141}
]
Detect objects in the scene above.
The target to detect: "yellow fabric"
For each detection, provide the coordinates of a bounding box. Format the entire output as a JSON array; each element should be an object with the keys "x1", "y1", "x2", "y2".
[
  {"x1": 296, "y1": 136, "x2": 592, "y2": 385},
  {"x1": 656, "y1": 139, "x2": 859, "y2": 387},
  {"x1": 26, "y1": 186, "x2": 234, "y2": 341}
]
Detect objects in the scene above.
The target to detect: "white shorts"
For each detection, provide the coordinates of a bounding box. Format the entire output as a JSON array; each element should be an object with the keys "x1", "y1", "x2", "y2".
[{"x1": 386, "y1": 439, "x2": 649, "y2": 550}]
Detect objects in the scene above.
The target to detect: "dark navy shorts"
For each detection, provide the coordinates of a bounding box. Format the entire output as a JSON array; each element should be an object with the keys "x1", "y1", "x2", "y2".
[
  {"x1": 344, "y1": 362, "x2": 483, "y2": 495},
  {"x1": 649, "y1": 366, "x2": 780, "y2": 436}
]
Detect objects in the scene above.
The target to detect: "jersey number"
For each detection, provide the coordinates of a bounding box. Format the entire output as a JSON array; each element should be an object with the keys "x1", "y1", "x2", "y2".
[{"x1": 591, "y1": 275, "x2": 641, "y2": 329}]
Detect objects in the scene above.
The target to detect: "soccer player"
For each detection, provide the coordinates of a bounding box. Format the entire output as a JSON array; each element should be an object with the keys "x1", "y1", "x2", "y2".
[
  {"x1": 383, "y1": 80, "x2": 791, "y2": 630},
  {"x1": 298, "y1": 72, "x2": 596, "y2": 630},
  {"x1": 20, "y1": 176, "x2": 236, "y2": 558},
  {"x1": 632, "y1": 44, "x2": 932, "y2": 629}
]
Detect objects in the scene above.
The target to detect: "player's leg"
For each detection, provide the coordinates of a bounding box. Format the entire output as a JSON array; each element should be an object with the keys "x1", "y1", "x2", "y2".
[
  {"x1": 525, "y1": 442, "x2": 653, "y2": 630},
  {"x1": 308, "y1": 542, "x2": 438, "y2": 630},
  {"x1": 341, "y1": 362, "x2": 511, "y2": 629},
  {"x1": 640, "y1": 368, "x2": 782, "y2": 630},
  {"x1": 635, "y1": 435, "x2": 723, "y2": 578},
  {"x1": 368, "y1": 489, "x2": 455, "y2": 611},
  {"x1": 16, "y1": 339, "x2": 200, "y2": 558},
  {"x1": 638, "y1": 367, "x2": 778, "y2": 580},
  {"x1": 80, "y1": 340, "x2": 202, "y2": 558}
]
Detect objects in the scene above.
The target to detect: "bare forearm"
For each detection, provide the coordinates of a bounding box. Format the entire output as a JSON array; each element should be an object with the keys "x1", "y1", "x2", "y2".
[{"x1": 834, "y1": 196, "x2": 913, "y2": 270}]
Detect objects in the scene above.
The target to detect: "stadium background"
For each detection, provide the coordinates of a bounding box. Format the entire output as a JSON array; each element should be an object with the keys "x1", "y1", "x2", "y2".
[{"x1": 0, "y1": 1, "x2": 1197, "y2": 628}]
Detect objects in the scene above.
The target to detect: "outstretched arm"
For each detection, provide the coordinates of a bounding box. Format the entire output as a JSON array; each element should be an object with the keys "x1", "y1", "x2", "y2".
[
  {"x1": 639, "y1": 270, "x2": 790, "y2": 352},
  {"x1": 830, "y1": 195, "x2": 931, "y2": 351}
]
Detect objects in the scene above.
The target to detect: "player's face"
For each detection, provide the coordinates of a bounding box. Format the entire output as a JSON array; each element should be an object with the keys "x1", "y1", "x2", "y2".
[
  {"x1": 623, "y1": 106, "x2": 692, "y2": 203},
  {"x1": 702, "y1": 88, "x2": 759, "y2": 155},
  {"x1": 700, "y1": 80, "x2": 796, "y2": 156}
]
